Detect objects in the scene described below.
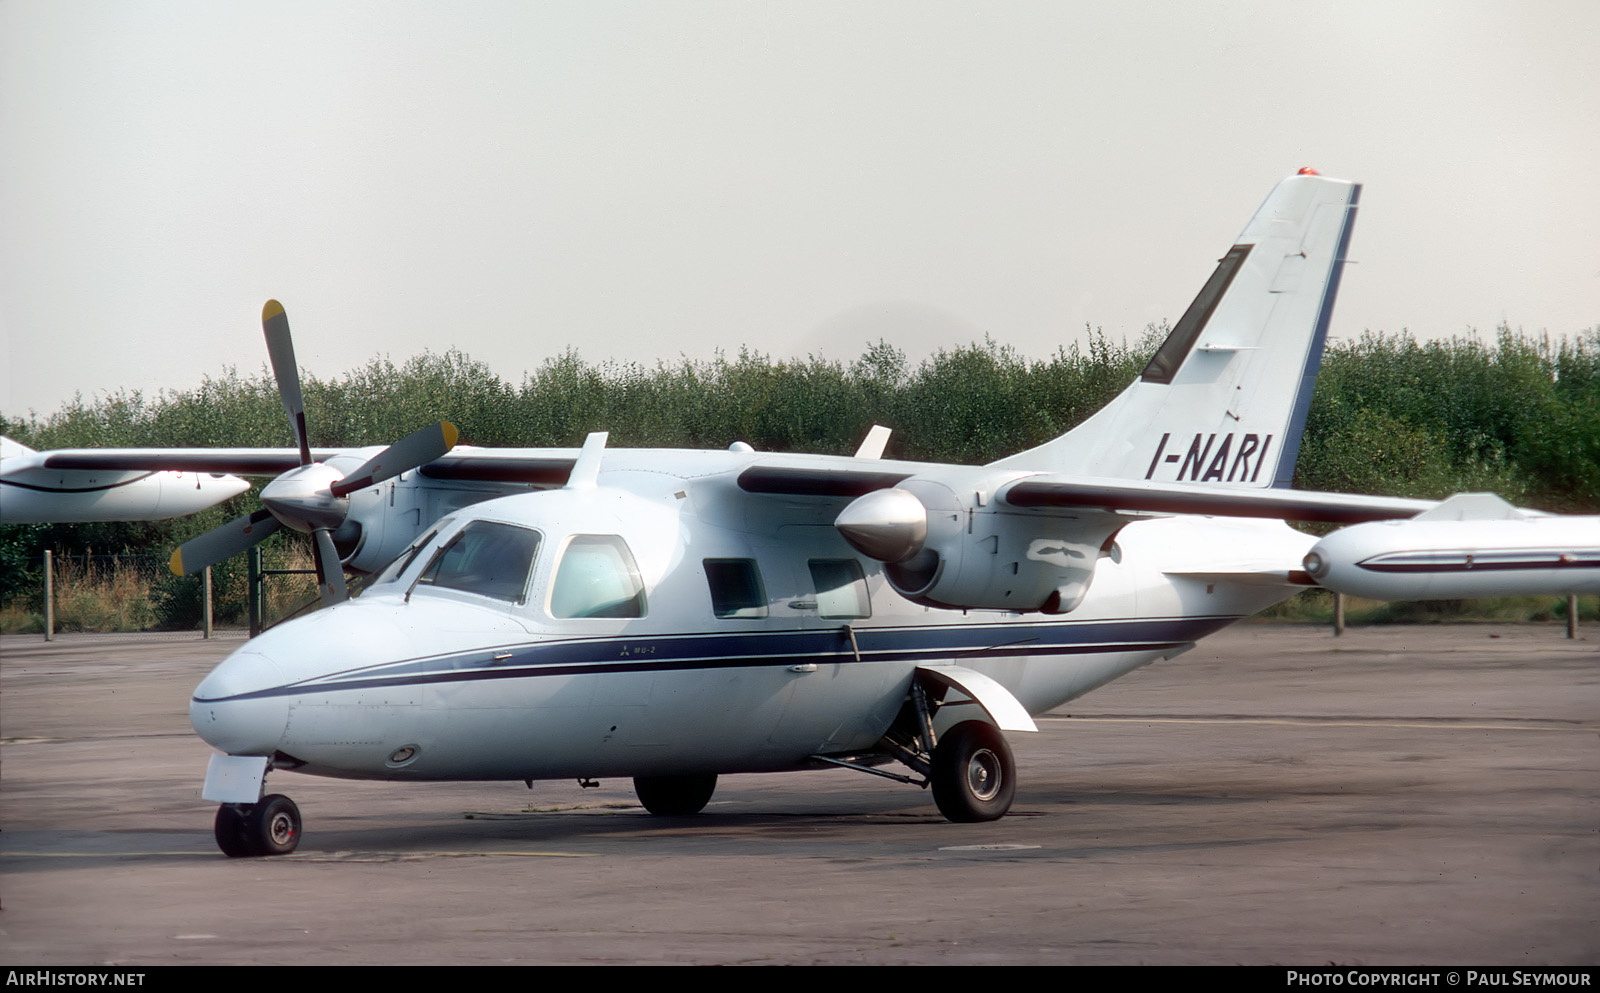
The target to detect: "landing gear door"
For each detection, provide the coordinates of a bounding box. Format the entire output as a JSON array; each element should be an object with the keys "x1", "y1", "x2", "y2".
[
  {"x1": 915, "y1": 665, "x2": 1037, "y2": 733},
  {"x1": 202, "y1": 754, "x2": 269, "y2": 804}
]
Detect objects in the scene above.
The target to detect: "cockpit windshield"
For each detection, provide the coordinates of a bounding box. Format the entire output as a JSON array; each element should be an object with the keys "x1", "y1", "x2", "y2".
[{"x1": 410, "y1": 520, "x2": 542, "y2": 604}]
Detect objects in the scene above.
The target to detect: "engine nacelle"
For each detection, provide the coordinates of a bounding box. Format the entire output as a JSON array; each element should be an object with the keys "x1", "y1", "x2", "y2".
[
  {"x1": 835, "y1": 478, "x2": 1121, "y2": 613},
  {"x1": 1304, "y1": 516, "x2": 1600, "y2": 600}
]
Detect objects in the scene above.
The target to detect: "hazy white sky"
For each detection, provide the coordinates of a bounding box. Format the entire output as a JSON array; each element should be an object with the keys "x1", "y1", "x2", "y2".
[{"x1": 2, "y1": 1, "x2": 1596, "y2": 419}]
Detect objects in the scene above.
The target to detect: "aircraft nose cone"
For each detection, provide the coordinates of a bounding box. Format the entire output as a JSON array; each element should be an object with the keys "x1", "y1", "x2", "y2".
[{"x1": 190, "y1": 649, "x2": 290, "y2": 756}]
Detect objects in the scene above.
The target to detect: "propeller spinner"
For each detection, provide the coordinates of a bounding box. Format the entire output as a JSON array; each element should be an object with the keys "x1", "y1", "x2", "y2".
[{"x1": 170, "y1": 301, "x2": 457, "y2": 605}]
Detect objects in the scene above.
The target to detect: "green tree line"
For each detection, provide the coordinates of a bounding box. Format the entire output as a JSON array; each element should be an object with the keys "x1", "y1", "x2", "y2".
[{"x1": 3, "y1": 325, "x2": 1597, "y2": 619}]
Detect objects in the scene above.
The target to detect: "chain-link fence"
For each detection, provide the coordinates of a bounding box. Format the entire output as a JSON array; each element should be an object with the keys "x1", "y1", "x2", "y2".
[{"x1": 8, "y1": 548, "x2": 319, "y2": 637}]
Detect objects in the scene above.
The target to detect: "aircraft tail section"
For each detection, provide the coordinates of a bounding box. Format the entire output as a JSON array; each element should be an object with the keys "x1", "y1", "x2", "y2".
[{"x1": 993, "y1": 171, "x2": 1360, "y2": 489}]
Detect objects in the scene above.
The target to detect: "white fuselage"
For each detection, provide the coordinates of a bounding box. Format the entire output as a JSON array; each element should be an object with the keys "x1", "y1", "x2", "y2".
[{"x1": 190, "y1": 450, "x2": 1311, "y2": 784}]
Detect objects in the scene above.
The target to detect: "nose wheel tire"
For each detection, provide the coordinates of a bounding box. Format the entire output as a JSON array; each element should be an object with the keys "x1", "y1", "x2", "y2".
[
  {"x1": 633, "y1": 774, "x2": 718, "y2": 816},
  {"x1": 930, "y1": 721, "x2": 1015, "y2": 823},
  {"x1": 213, "y1": 794, "x2": 302, "y2": 857}
]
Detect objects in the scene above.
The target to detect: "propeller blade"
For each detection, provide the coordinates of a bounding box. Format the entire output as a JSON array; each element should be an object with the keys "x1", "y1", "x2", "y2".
[
  {"x1": 262, "y1": 300, "x2": 313, "y2": 466},
  {"x1": 169, "y1": 508, "x2": 283, "y2": 576},
  {"x1": 329, "y1": 421, "x2": 460, "y2": 498},
  {"x1": 311, "y1": 528, "x2": 348, "y2": 606}
]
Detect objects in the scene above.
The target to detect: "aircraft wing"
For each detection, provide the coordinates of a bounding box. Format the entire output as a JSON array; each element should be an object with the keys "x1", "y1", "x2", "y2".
[
  {"x1": 998, "y1": 475, "x2": 1437, "y2": 524},
  {"x1": 23, "y1": 447, "x2": 586, "y2": 486},
  {"x1": 25, "y1": 448, "x2": 344, "y2": 475},
  {"x1": 735, "y1": 454, "x2": 1445, "y2": 614},
  {"x1": 738, "y1": 459, "x2": 1436, "y2": 524}
]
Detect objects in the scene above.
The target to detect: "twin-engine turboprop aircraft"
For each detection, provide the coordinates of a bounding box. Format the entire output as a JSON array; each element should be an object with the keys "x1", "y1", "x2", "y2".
[{"x1": 19, "y1": 171, "x2": 1599, "y2": 857}]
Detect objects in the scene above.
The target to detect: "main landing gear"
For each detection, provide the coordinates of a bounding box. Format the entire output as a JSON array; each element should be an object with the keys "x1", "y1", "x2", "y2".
[
  {"x1": 810, "y1": 677, "x2": 1020, "y2": 823},
  {"x1": 214, "y1": 794, "x2": 302, "y2": 857}
]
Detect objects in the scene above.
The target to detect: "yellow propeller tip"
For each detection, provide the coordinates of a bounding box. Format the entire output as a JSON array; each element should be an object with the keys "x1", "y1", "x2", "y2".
[
  {"x1": 262, "y1": 299, "x2": 284, "y2": 321},
  {"x1": 443, "y1": 422, "x2": 459, "y2": 448},
  {"x1": 168, "y1": 548, "x2": 185, "y2": 576}
]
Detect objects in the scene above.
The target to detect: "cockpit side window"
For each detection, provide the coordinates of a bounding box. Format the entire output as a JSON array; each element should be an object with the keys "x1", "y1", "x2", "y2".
[
  {"x1": 705, "y1": 558, "x2": 767, "y2": 618},
  {"x1": 414, "y1": 520, "x2": 541, "y2": 604},
  {"x1": 808, "y1": 558, "x2": 871, "y2": 619},
  {"x1": 549, "y1": 535, "x2": 647, "y2": 619},
  {"x1": 371, "y1": 522, "x2": 448, "y2": 587}
]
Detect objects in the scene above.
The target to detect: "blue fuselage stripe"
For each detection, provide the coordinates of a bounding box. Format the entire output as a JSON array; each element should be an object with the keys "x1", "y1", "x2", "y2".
[{"x1": 196, "y1": 614, "x2": 1241, "y2": 703}]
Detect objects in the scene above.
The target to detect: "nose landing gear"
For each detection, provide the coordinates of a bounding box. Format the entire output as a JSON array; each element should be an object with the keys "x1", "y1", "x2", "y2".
[{"x1": 214, "y1": 793, "x2": 302, "y2": 857}]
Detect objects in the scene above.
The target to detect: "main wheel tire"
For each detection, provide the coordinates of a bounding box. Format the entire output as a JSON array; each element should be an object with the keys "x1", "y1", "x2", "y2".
[
  {"x1": 246, "y1": 794, "x2": 302, "y2": 855},
  {"x1": 931, "y1": 721, "x2": 1016, "y2": 823},
  {"x1": 633, "y1": 774, "x2": 718, "y2": 816},
  {"x1": 214, "y1": 803, "x2": 260, "y2": 858}
]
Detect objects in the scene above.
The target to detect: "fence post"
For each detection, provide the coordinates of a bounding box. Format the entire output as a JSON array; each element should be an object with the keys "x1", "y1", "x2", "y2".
[
  {"x1": 43, "y1": 550, "x2": 54, "y2": 642},
  {"x1": 1569, "y1": 595, "x2": 1579, "y2": 640},
  {"x1": 203, "y1": 566, "x2": 213, "y2": 639},
  {"x1": 1333, "y1": 591, "x2": 1345, "y2": 637},
  {"x1": 249, "y1": 546, "x2": 262, "y2": 638}
]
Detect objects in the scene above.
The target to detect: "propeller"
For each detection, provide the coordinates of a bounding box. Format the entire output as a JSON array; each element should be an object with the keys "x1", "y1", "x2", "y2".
[{"x1": 171, "y1": 300, "x2": 457, "y2": 606}]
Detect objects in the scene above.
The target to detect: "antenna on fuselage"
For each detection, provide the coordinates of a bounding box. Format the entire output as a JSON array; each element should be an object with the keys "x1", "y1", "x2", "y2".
[
  {"x1": 854, "y1": 425, "x2": 892, "y2": 460},
  {"x1": 565, "y1": 432, "x2": 608, "y2": 489}
]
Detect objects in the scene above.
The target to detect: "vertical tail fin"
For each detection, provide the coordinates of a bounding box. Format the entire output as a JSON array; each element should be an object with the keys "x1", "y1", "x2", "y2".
[{"x1": 993, "y1": 171, "x2": 1360, "y2": 489}]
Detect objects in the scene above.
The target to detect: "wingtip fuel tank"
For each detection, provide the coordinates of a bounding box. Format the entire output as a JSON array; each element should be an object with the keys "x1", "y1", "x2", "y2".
[{"x1": 1305, "y1": 514, "x2": 1600, "y2": 600}]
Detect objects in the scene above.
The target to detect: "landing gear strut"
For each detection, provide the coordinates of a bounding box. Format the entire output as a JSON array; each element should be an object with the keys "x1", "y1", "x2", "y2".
[{"x1": 214, "y1": 793, "x2": 302, "y2": 857}]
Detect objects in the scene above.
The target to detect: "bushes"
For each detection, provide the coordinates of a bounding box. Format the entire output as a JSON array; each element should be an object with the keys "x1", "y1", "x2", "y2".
[
  {"x1": 2, "y1": 324, "x2": 1595, "y2": 629},
  {"x1": 1300, "y1": 327, "x2": 1600, "y2": 511}
]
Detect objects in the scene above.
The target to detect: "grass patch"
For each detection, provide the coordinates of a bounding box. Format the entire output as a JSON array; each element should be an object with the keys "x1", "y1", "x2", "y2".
[
  {"x1": 0, "y1": 603, "x2": 44, "y2": 634},
  {"x1": 43, "y1": 556, "x2": 159, "y2": 632},
  {"x1": 0, "y1": 545, "x2": 324, "y2": 633},
  {"x1": 1257, "y1": 588, "x2": 1597, "y2": 624}
]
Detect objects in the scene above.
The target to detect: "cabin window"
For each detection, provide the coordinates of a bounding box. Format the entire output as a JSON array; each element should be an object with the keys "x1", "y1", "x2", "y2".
[
  {"x1": 414, "y1": 520, "x2": 541, "y2": 603},
  {"x1": 550, "y1": 535, "x2": 647, "y2": 619},
  {"x1": 705, "y1": 558, "x2": 767, "y2": 618},
  {"x1": 808, "y1": 558, "x2": 871, "y2": 619}
]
